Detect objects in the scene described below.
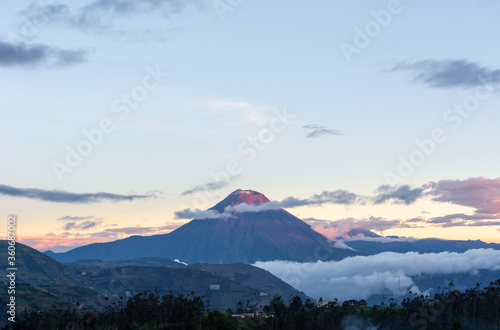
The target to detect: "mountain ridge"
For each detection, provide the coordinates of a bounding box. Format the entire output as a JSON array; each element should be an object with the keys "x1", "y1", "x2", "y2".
[{"x1": 46, "y1": 189, "x2": 358, "y2": 263}]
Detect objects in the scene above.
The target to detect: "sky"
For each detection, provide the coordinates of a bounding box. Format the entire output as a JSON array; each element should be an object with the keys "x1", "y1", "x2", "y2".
[{"x1": 1, "y1": 0, "x2": 499, "y2": 252}]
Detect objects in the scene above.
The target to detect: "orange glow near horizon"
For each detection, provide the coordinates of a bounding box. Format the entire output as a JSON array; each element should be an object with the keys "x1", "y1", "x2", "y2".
[
  {"x1": 17, "y1": 234, "x2": 111, "y2": 252},
  {"x1": 0, "y1": 225, "x2": 179, "y2": 253}
]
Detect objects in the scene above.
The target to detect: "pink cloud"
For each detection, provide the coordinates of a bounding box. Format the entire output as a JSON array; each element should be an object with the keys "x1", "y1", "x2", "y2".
[{"x1": 427, "y1": 177, "x2": 500, "y2": 215}]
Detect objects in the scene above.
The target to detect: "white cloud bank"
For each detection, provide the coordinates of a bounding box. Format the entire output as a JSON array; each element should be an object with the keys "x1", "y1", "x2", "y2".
[{"x1": 254, "y1": 249, "x2": 500, "y2": 302}]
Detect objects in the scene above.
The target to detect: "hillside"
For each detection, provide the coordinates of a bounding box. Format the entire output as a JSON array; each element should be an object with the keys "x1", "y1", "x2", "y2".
[{"x1": 0, "y1": 240, "x2": 311, "y2": 311}]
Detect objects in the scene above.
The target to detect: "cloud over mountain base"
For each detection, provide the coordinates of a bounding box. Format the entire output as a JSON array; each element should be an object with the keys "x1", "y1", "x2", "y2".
[{"x1": 254, "y1": 249, "x2": 500, "y2": 302}]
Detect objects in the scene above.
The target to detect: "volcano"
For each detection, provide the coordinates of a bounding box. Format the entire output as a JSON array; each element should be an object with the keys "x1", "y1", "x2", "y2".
[{"x1": 48, "y1": 189, "x2": 358, "y2": 263}]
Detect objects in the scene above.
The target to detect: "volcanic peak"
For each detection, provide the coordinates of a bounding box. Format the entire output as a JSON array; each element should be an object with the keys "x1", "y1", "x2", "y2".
[
  {"x1": 231, "y1": 189, "x2": 270, "y2": 204},
  {"x1": 210, "y1": 189, "x2": 270, "y2": 212}
]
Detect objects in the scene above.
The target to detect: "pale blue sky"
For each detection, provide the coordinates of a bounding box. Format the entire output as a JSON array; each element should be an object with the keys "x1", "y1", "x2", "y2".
[{"x1": 1, "y1": 0, "x2": 499, "y2": 250}]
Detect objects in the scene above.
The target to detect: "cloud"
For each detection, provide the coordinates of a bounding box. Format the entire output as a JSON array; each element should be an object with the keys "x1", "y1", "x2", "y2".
[
  {"x1": 388, "y1": 177, "x2": 500, "y2": 228},
  {"x1": 0, "y1": 41, "x2": 86, "y2": 68},
  {"x1": 406, "y1": 217, "x2": 426, "y2": 223},
  {"x1": 427, "y1": 213, "x2": 500, "y2": 224},
  {"x1": 392, "y1": 59, "x2": 500, "y2": 89},
  {"x1": 56, "y1": 215, "x2": 96, "y2": 222},
  {"x1": 174, "y1": 208, "x2": 225, "y2": 220},
  {"x1": 373, "y1": 185, "x2": 424, "y2": 205},
  {"x1": 174, "y1": 203, "x2": 281, "y2": 220},
  {"x1": 64, "y1": 0, "x2": 200, "y2": 32},
  {"x1": 440, "y1": 220, "x2": 500, "y2": 228},
  {"x1": 0, "y1": 184, "x2": 155, "y2": 203},
  {"x1": 181, "y1": 180, "x2": 230, "y2": 196},
  {"x1": 63, "y1": 220, "x2": 100, "y2": 231},
  {"x1": 305, "y1": 217, "x2": 413, "y2": 240},
  {"x1": 281, "y1": 186, "x2": 424, "y2": 209},
  {"x1": 254, "y1": 249, "x2": 500, "y2": 301},
  {"x1": 56, "y1": 215, "x2": 103, "y2": 231},
  {"x1": 426, "y1": 177, "x2": 500, "y2": 215},
  {"x1": 280, "y1": 190, "x2": 360, "y2": 207},
  {"x1": 13, "y1": 0, "x2": 200, "y2": 45},
  {"x1": 276, "y1": 185, "x2": 423, "y2": 209},
  {"x1": 303, "y1": 124, "x2": 343, "y2": 138}
]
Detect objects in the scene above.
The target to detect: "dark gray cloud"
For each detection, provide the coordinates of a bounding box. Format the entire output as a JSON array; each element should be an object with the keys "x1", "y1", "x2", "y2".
[
  {"x1": 280, "y1": 190, "x2": 359, "y2": 207},
  {"x1": 57, "y1": 215, "x2": 97, "y2": 222},
  {"x1": 181, "y1": 180, "x2": 230, "y2": 196},
  {"x1": 0, "y1": 184, "x2": 154, "y2": 203},
  {"x1": 373, "y1": 185, "x2": 424, "y2": 205},
  {"x1": 64, "y1": 220, "x2": 100, "y2": 231},
  {"x1": 303, "y1": 124, "x2": 343, "y2": 138},
  {"x1": 392, "y1": 59, "x2": 500, "y2": 89},
  {"x1": 0, "y1": 40, "x2": 86, "y2": 68}
]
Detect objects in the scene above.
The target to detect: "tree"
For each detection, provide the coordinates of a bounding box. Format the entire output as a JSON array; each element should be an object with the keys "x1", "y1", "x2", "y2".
[
  {"x1": 451, "y1": 320, "x2": 464, "y2": 330},
  {"x1": 235, "y1": 301, "x2": 244, "y2": 314}
]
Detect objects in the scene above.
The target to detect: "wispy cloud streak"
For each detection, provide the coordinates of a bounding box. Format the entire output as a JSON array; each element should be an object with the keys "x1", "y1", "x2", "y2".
[
  {"x1": 303, "y1": 124, "x2": 343, "y2": 138},
  {"x1": 0, "y1": 184, "x2": 155, "y2": 203},
  {"x1": 181, "y1": 180, "x2": 229, "y2": 196}
]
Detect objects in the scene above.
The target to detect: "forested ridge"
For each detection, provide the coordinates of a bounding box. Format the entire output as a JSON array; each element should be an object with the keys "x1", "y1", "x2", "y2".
[{"x1": 4, "y1": 279, "x2": 499, "y2": 329}]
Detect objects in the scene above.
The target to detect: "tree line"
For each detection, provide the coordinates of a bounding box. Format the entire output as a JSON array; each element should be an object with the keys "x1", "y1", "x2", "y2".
[{"x1": 4, "y1": 279, "x2": 499, "y2": 329}]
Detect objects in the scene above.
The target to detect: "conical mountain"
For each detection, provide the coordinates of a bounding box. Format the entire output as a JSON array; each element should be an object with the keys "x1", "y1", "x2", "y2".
[{"x1": 49, "y1": 189, "x2": 358, "y2": 263}]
